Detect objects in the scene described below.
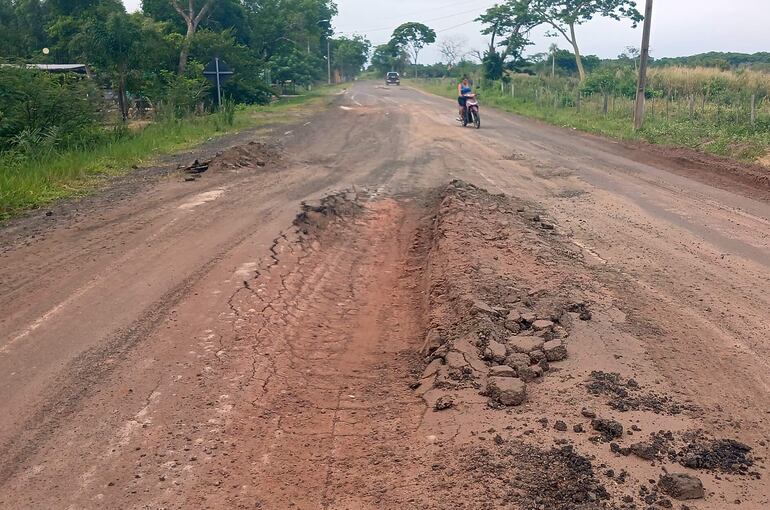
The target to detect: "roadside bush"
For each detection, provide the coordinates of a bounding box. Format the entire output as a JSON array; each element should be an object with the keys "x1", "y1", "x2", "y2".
[
  {"x1": 216, "y1": 97, "x2": 236, "y2": 129},
  {"x1": 223, "y1": 78, "x2": 275, "y2": 105},
  {"x1": 0, "y1": 68, "x2": 101, "y2": 155},
  {"x1": 158, "y1": 68, "x2": 210, "y2": 119}
]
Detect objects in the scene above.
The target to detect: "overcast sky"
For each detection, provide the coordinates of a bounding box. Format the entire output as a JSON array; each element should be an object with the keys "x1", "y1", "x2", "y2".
[{"x1": 123, "y1": 0, "x2": 770, "y2": 63}]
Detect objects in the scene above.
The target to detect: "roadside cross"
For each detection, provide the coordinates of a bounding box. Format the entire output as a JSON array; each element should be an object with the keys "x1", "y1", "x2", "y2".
[{"x1": 203, "y1": 58, "x2": 234, "y2": 108}]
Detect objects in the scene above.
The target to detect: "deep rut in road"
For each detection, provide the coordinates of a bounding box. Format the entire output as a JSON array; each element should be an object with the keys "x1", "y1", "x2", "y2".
[
  {"x1": 3, "y1": 182, "x2": 767, "y2": 509},
  {"x1": 222, "y1": 191, "x2": 428, "y2": 509}
]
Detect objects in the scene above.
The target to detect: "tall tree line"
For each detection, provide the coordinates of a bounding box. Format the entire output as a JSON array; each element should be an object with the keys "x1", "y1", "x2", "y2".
[
  {"x1": 0, "y1": 0, "x2": 371, "y2": 117},
  {"x1": 475, "y1": 0, "x2": 643, "y2": 81}
]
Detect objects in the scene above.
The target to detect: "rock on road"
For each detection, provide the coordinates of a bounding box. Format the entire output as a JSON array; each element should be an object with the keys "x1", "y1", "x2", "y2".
[{"x1": 0, "y1": 82, "x2": 768, "y2": 508}]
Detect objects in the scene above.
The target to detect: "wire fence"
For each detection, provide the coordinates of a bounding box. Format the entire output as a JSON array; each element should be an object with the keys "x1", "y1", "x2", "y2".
[{"x1": 424, "y1": 74, "x2": 770, "y2": 129}]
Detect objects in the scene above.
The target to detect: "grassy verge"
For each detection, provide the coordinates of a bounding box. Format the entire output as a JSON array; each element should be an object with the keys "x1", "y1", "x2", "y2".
[
  {"x1": 0, "y1": 86, "x2": 340, "y2": 220},
  {"x1": 411, "y1": 79, "x2": 770, "y2": 165}
]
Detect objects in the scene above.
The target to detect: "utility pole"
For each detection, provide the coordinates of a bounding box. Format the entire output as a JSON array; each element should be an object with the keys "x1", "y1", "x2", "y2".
[
  {"x1": 215, "y1": 57, "x2": 222, "y2": 108},
  {"x1": 634, "y1": 0, "x2": 653, "y2": 130},
  {"x1": 315, "y1": 19, "x2": 332, "y2": 85}
]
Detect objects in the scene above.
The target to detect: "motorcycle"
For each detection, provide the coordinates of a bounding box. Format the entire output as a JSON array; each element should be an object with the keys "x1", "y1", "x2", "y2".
[{"x1": 460, "y1": 93, "x2": 481, "y2": 129}]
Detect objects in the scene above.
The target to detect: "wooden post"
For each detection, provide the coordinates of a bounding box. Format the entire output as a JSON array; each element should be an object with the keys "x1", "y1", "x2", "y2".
[
  {"x1": 751, "y1": 94, "x2": 757, "y2": 126},
  {"x1": 634, "y1": 0, "x2": 653, "y2": 130},
  {"x1": 689, "y1": 94, "x2": 695, "y2": 119}
]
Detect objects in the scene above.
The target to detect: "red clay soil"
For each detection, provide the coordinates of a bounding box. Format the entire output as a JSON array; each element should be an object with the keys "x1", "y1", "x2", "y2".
[
  {"x1": 615, "y1": 140, "x2": 770, "y2": 202},
  {"x1": 2, "y1": 82, "x2": 770, "y2": 510},
  {"x1": 2, "y1": 181, "x2": 766, "y2": 509}
]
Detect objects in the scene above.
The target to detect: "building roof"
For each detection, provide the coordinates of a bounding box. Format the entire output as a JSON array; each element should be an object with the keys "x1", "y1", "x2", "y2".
[{"x1": 1, "y1": 63, "x2": 92, "y2": 75}]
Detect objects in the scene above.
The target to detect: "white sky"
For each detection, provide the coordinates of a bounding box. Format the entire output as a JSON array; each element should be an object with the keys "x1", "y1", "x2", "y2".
[{"x1": 123, "y1": 0, "x2": 770, "y2": 63}]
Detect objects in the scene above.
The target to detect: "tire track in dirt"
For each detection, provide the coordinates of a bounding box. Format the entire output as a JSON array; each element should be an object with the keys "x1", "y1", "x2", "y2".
[
  {"x1": 167, "y1": 182, "x2": 767, "y2": 509},
  {"x1": 1, "y1": 181, "x2": 767, "y2": 509},
  {"x1": 4, "y1": 80, "x2": 770, "y2": 508},
  {"x1": 159, "y1": 191, "x2": 426, "y2": 509}
]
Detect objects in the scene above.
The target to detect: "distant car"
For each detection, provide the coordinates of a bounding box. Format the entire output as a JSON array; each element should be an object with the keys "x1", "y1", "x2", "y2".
[{"x1": 385, "y1": 72, "x2": 400, "y2": 86}]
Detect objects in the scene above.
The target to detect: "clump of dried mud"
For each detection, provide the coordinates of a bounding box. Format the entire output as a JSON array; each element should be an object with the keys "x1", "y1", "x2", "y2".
[
  {"x1": 294, "y1": 190, "x2": 365, "y2": 236},
  {"x1": 674, "y1": 434, "x2": 755, "y2": 475},
  {"x1": 182, "y1": 141, "x2": 281, "y2": 179},
  {"x1": 459, "y1": 441, "x2": 616, "y2": 510},
  {"x1": 209, "y1": 141, "x2": 280, "y2": 172},
  {"x1": 587, "y1": 370, "x2": 695, "y2": 415},
  {"x1": 611, "y1": 428, "x2": 757, "y2": 477}
]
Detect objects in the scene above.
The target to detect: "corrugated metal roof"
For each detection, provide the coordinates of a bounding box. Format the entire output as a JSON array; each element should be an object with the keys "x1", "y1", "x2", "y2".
[{"x1": 1, "y1": 63, "x2": 91, "y2": 74}]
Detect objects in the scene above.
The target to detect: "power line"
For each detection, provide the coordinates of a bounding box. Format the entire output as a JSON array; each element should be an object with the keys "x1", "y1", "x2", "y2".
[
  {"x1": 336, "y1": 0, "x2": 496, "y2": 35},
  {"x1": 371, "y1": 0, "x2": 489, "y2": 25},
  {"x1": 341, "y1": 8, "x2": 482, "y2": 34},
  {"x1": 437, "y1": 18, "x2": 481, "y2": 33}
]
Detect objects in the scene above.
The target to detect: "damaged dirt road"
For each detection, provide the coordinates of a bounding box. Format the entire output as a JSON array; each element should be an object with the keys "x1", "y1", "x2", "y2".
[{"x1": 1, "y1": 82, "x2": 769, "y2": 509}]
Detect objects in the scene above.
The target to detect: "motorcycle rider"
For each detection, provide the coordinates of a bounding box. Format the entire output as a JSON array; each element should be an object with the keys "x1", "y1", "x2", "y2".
[{"x1": 457, "y1": 77, "x2": 473, "y2": 121}]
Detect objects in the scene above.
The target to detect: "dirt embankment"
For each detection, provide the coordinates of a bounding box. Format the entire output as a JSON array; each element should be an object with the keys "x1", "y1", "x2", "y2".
[
  {"x1": 616, "y1": 141, "x2": 770, "y2": 202},
  {"x1": 281, "y1": 181, "x2": 766, "y2": 509},
  {"x1": 408, "y1": 181, "x2": 767, "y2": 509},
  {"x1": 1, "y1": 180, "x2": 766, "y2": 509}
]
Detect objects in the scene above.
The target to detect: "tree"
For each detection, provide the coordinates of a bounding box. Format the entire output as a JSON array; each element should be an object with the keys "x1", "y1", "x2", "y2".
[
  {"x1": 482, "y1": 51, "x2": 505, "y2": 80},
  {"x1": 530, "y1": 0, "x2": 643, "y2": 81},
  {"x1": 390, "y1": 22, "x2": 436, "y2": 74},
  {"x1": 477, "y1": 3, "x2": 515, "y2": 56},
  {"x1": 549, "y1": 43, "x2": 559, "y2": 76},
  {"x1": 438, "y1": 36, "x2": 466, "y2": 67},
  {"x1": 0, "y1": 0, "x2": 52, "y2": 58},
  {"x1": 236, "y1": 0, "x2": 336, "y2": 86},
  {"x1": 3, "y1": 0, "x2": 341, "y2": 125},
  {"x1": 371, "y1": 43, "x2": 407, "y2": 75},
  {"x1": 143, "y1": 0, "x2": 250, "y2": 44},
  {"x1": 100, "y1": 13, "x2": 145, "y2": 120},
  {"x1": 476, "y1": 1, "x2": 539, "y2": 79},
  {"x1": 270, "y1": 48, "x2": 321, "y2": 86},
  {"x1": 48, "y1": 1, "x2": 174, "y2": 120},
  {"x1": 169, "y1": 0, "x2": 215, "y2": 75},
  {"x1": 48, "y1": 0, "x2": 122, "y2": 15},
  {"x1": 619, "y1": 45, "x2": 640, "y2": 70},
  {"x1": 581, "y1": 65, "x2": 635, "y2": 112},
  {"x1": 549, "y1": 48, "x2": 600, "y2": 75},
  {"x1": 371, "y1": 44, "x2": 400, "y2": 74},
  {"x1": 331, "y1": 35, "x2": 371, "y2": 81},
  {"x1": 468, "y1": 49, "x2": 485, "y2": 64}
]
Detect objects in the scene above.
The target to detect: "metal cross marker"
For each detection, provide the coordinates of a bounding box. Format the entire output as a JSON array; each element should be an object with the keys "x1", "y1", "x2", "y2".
[{"x1": 203, "y1": 58, "x2": 234, "y2": 108}]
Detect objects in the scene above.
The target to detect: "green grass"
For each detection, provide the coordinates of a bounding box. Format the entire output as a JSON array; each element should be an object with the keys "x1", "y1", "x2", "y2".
[
  {"x1": 0, "y1": 87, "x2": 341, "y2": 220},
  {"x1": 411, "y1": 79, "x2": 770, "y2": 165}
]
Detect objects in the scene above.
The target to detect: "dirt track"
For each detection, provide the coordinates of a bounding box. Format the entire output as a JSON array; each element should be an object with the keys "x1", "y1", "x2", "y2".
[{"x1": 1, "y1": 82, "x2": 769, "y2": 509}]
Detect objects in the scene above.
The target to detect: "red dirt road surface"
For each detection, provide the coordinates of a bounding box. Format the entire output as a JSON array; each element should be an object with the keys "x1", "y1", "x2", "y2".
[{"x1": 1, "y1": 82, "x2": 769, "y2": 509}]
